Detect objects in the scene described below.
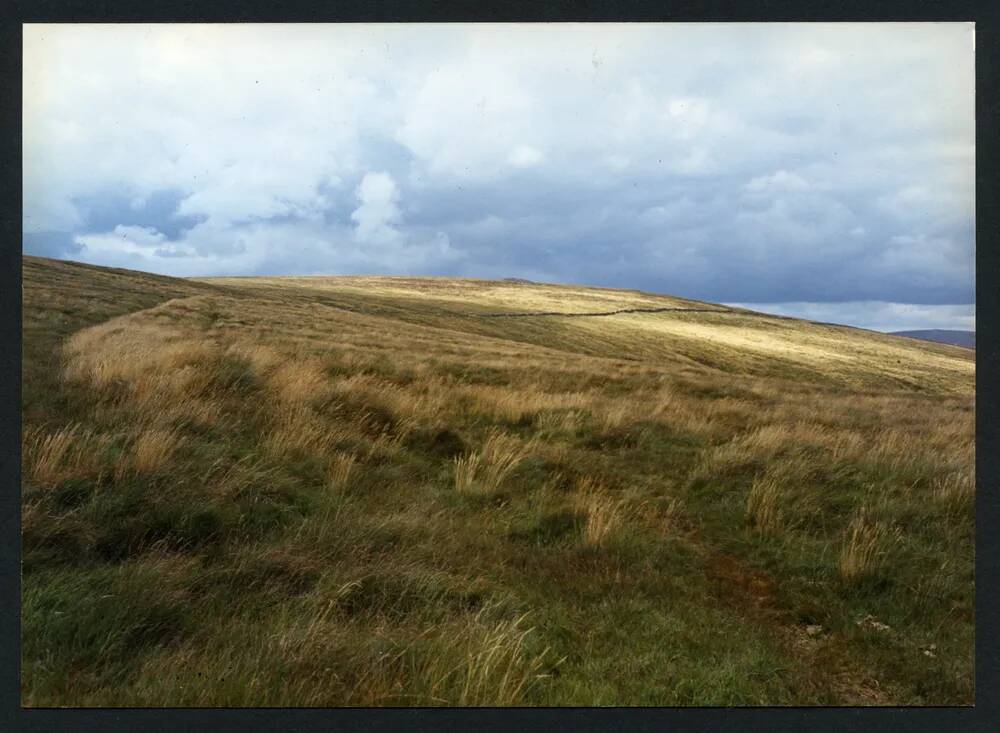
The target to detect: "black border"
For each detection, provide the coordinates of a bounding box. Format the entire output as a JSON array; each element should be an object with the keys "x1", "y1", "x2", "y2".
[{"x1": 2, "y1": 2, "x2": 997, "y2": 732}]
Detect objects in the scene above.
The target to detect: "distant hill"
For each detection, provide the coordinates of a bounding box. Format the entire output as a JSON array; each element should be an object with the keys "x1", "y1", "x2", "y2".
[{"x1": 890, "y1": 329, "x2": 975, "y2": 349}]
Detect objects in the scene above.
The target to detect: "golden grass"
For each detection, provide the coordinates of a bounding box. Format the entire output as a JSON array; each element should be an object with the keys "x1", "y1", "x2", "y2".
[
  {"x1": 932, "y1": 470, "x2": 975, "y2": 517},
  {"x1": 355, "y1": 603, "x2": 555, "y2": 706},
  {"x1": 453, "y1": 430, "x2": 532, "y2": 495},
  {"x1": 327, "y1": 452, "x2": 357, "y2": 491},
  {"x1": 575, "y1": 478, "x2": 624, "y2": 548},
  {"x1": 839, "y1": 509, "x2": 902, "y2": 583},
  {"x1": 130, "y1": 427, "x2": 185, "y2": 475},
  {"x1": 209, "y1": 273, "x2": 697, "y2": 315},
  {"x1": 263, "y1": 405, "x2": 340, "y2": 460},
  {"x1": 600, "y1": 401, "x2": 633, "y2": 432},
  {"x1": 268, "y1": 360, "x2": 331, "y2": 404},
  {"x1": 330, "y1": 373, "x2": 449, "y2": 435},
  {"x1": 229, "y1": 343, "x2": 285, "y2": 374},
  {"x1": 746, "y1": 477, "x2": 783, "y2": 535},
  {"x1": 22, "y1": 424, "x2": 111, "y2": 488},
  {"x1": 202, "y1": 455, "x2": 281, "y2": 501},
  {"x1": 445, "y1": 606, "x2": 554, "y2": 706}
]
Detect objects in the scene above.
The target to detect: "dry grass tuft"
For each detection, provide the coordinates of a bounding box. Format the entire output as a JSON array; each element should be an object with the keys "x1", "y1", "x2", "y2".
[
  {"x1": 839, "y1": 509, "x2": 902, "y2": 583},
  {"x1": 327, "y1": 452, "x2": 357, "y2": 491},
  {"x1": 461, "y1": 384, "x2": 590, "y2": 424},
  {"x1": 447, "y1": 607, "x2": 554, "y2": 706},
  {"x1": 452, "y1": 452, "x2": 483, "y2": 494},
  {"x1": 229, "y1": 343, "x2": 285, "y2": 374},
  {"x1": 263, "y1": 405, "x2": 343, "y2": 460},
  {"x1": 575, "y1": 478, "x2": 624, "y2": 548},
  {"x1": 932, "y1": 471, "x2": 974, "y2": 517},
  {"x1": 268, "y1": 360, "x2": 330, "y2": 404},
  {"x1": 453, "y1": 430, "x2": 532, "y2": 495},
  {"x1": 128, "y1": 427, "x2": 185, "y2": 476},
  {"x1": 600, "y1": 401, "x2": 633, "y2": 432},
  {"x1": 746, "y1": 477, "x2": 783, "y2": 535},
  {"x1": 22, "y1": 424, "x2": 111, "y2": 488},
  {"x1": 357, "y1": 603, "x2": 556, "y2": 706}
]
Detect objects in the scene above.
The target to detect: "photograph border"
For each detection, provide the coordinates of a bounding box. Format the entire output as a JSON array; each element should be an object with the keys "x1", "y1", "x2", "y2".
[{"x1": 1, "y1": 1, "x2": 996, "y2": 731}]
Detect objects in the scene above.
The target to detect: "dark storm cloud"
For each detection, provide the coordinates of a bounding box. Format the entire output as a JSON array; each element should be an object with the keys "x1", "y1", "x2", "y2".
[{"x1": 76, "y1": 189, "x2": 207, "y2": 240}]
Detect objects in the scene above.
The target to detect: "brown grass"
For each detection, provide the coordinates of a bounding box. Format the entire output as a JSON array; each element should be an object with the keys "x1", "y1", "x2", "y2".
[
  {"x1": 453, "y1": 430, "x2": 532, "y2": 495},
  {"x1": 21, "y1": 257, "x2": 975, "y2": 707},
  {"x1": 263, "y1": 405, "x2": 341, "y2": 460},
  {"x1": 575, "y1": 478, "x2": 624, "y2": 548},
  {"x1": 746, "y1": 477, "x2": 783, "y2": 535},
  {"x1": 130, "y1": 427, "x2": 185, "y2": 475},
  {"x1": 22, "y1": 424, "x2": 111, "y2": 488},
  {"x1": 268, "y1": 360, "x2": 331, "y2": 404},
  {"x1": 327, "y1": 452, "x2": 357, "y2": 491},
  {"x1": 932, "y1": 470, "x2": 974, "y2": 517},
  {"x1": 839, "y1": 509, "x2": 902, "y2": 583},
  {"x1": 356, "y1": 603, "x2": 555, "y2": 706}
]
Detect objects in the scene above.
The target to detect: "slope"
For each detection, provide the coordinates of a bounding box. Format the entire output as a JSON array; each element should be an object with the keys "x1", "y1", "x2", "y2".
[{"x1": 22, "y1": 256, "x2": 974, "y2": 706}]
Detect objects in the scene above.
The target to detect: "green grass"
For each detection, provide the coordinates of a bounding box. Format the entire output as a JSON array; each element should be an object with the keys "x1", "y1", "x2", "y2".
[{"x1": 21, "y1": 255, "x2": 974, "y2": 706}]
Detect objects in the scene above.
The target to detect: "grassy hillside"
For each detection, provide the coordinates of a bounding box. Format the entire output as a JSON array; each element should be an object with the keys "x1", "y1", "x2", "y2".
[{"x1": 21, "y1": 255, "x2": 974, "y2": 706}]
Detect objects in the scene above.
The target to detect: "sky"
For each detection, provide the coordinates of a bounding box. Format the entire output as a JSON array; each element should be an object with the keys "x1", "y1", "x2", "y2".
[{"x1": 23, "y1": 23, "x2": 975, "y2": 332}]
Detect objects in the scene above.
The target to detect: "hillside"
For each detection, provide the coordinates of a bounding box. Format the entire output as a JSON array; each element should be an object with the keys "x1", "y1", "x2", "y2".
[
  {"x1": 890, "y1": 330, "x2": 975, "y2": 350},
  {"x1": 21, "y1": 255, "x2": 974, "y2": 706}
]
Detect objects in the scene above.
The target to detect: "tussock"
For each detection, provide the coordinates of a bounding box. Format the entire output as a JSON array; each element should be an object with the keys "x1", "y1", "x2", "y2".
[
  {"x1": 357, "y1": 603, "x2": 556, "y2": 706},
  {"x1": 461, "y1": 384, "x2": 591, "y2": 424},
  {"x1": 453, "y1": 430, "x2": 532, "y2": 495},
  {"x1": 130, "y1": 427, "x2": 185, "y2": 475},
  {"x1": 932, "y1": 471, "x2": 974, "y2": 517},
  {"x1": 327, "y1": 452, "x2": 357, "y2": 491},
  {"x1": 268, "y1": 360, "x2": 331, "y2": 403},
  {"x1": 575, "y1": 478, "x2": 624, "y2": 548},
  {"x1": 22, "y1": 424, "x2": 111, "y2": 488},
  {"x1": 839, "y1": 509, "x2": 902, "y2": 583},
  {"x1": 263, "y1": 405, "x2": 340, "y2": 460},
  {"x1": 746, "y1": 477, "x2": 782, "y2": 535}
]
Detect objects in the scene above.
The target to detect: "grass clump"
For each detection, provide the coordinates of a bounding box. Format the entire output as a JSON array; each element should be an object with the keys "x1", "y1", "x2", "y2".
[
  {"x1": 357, "y1": 603, "x2": 558, "y2": 706},
  {"x1": 453, "y1": 430, "x2": 532, "y2": 495},
  {"x1": 745, "y1": 477, "x2": 782, "y2": 535},
  {"x1": 327, "y1": 452, "x2": 357, "y2": 491},
  {"x1": 574, "y1": 478, "x2": 624, "y2": 548},
  {"x1": 838, "y1": 508, "x2": 902, "y2": 584},
  {"x1": 130, "y1": 427, "x2": 185, "y2": 475},
  {"x1": 22, "y1": 424, "x2": 113, "y2": 488},
  {"x1": 932, "y1": 471, "x2": 974, "y2": 519}
]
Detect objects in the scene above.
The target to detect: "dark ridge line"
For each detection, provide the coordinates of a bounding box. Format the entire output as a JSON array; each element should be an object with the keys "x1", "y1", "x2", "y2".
[{"x1": 475, "y1": 306, "x2": 733, "y2": 318}]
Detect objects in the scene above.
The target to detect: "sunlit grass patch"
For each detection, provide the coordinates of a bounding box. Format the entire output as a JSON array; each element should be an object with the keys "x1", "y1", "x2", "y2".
[
  {"x1": 327, "y1": 452, "x2": 357, "y2": 491},
  {"x1": 129, "y1": 427, "x2": 185, "y2": 476},
  {"x1": 570, "y1": 477, "x2": 627, "y2": 549},
  {"x1": 355, "y1": 603, "x2": 558, "y2": 706},
  {"x1": 22, "y1": 424, "x2": 114, "y2": 489},
  {"x1": 268, "y1": 359, "x2": 331, "y2": 404},
  {"x1": 745, "y1": 477, "x2": 783, "y2": 535},
  {"x1": 838, "y1": 508, "x2": 902, "y2": 584},
  {"x1": 453, "y1": 430, "x2": 532, "y2": 495},
  {"x1": 932, "y1": 470, "x2": 974, "y2": 519}
]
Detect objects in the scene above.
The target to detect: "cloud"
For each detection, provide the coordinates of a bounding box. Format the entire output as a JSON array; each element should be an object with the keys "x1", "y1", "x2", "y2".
[
  {"x1": 745, "y1": 170, "x2": 811, "y2": 194},
  {"x1": 22, "y1": 23, "x2": 974, "y2": 318},
  {"x1": 352, "y1": 172, "x2": 402, "y2": 245},
  {"x1": 508, "y1": 145, "x2": 544, "y2": 168},
  {"x1": 725, "y1": 301, "x2": 975, "y2": 333}
]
